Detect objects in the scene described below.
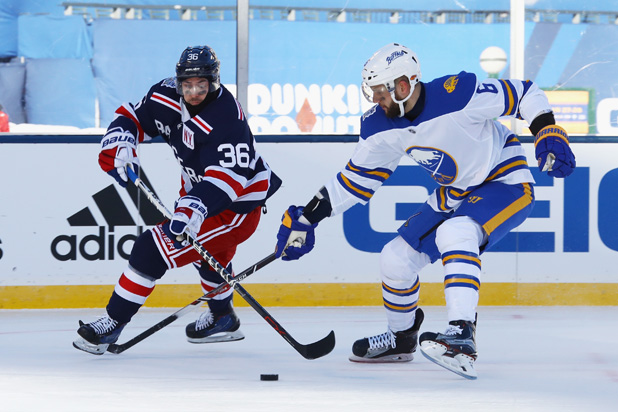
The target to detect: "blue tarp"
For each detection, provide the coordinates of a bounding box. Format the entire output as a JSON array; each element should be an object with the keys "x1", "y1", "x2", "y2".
[
  {"x1": 25, "y1": 59, "x2": 96, "y2": 128},
  {"x1": 0, "y1": 61, "x2": 26, "y2": 123},
  {"x1": 18, "y1": 15, "x2": 92, "y2": 59},
  {"x1": 93, "y1": 19, "x2": 235, "y2": 126}
]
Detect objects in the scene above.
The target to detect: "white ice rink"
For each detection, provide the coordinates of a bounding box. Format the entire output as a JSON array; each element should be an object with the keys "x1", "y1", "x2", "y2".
[{"x1": 1, "y1": 305, "x2": 617, "y2": 412}]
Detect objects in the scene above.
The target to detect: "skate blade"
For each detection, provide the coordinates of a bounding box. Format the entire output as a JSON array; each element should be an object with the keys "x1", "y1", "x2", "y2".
[
  {"x1": 348, "y1": 353, "x2": 413, "y2": 363},
  {"x1": 187, "y1": 330, "x2": 245, "y2": 344},
  {"x1": 72, "y1": 337, "x2": 109, "y2": 355},
  {"x1": 420, "y1": 341, "x2": 477, "y2": 380}
]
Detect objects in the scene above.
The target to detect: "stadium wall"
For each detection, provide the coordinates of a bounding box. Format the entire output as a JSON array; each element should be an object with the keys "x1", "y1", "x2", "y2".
[
  {"x1": 3, "y1": 14, "x2": 618, "y2": 135},
  {"x1": 0, "y1": 136, "x2": 616, "y2": 308}
]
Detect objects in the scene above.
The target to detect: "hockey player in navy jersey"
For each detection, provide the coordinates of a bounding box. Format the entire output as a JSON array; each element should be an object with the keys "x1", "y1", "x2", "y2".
[
  {"x1": 274, "y1": 43, "x2": 575, "y2": 379},
  {"x1": 73, "y1": 45, "x2": 281, "y2": 355}
]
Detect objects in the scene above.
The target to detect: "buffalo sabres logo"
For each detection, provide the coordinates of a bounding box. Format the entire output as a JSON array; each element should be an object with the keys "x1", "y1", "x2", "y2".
[
  {"x1": 444, "y1": 76, "x2": 459, "y2": 93},
  {"x1": 406, "y1": 146, "x2": 457, "y2": 184}
]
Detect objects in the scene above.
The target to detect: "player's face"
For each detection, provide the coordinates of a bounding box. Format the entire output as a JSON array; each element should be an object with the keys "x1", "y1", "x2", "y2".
[
  {"x1": 181, "y1": 77, "x2": 209, "y2": 105},
  {"x1": 370, "y1": 85, "x2": 400, "y2": 118}
]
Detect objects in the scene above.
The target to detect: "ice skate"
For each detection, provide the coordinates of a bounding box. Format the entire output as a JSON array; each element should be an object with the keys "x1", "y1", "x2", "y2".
[
  {"x1": 186, "y1": 308, "x2": 245, "y2": 343},
  {"x1": 419, "y1": 319, "x2": 478, "y2": 380},
  {"x1": 72, "y1": 315, "x2": 126, "y2": 355},
  {"x1": 349, "y1": 308, "x2": 424, "y2": 363}
]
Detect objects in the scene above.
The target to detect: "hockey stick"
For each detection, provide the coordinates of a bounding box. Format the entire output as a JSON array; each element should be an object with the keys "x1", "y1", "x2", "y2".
[
  {"x1": 122, "y1": 166, "x2": 336, "y2": 360},
  {"x1": 107, "y1": 252, "x2": 276, "y2": 354}
]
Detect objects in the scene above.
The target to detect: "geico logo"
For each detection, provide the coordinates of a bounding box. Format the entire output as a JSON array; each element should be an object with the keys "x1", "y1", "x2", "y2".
[
  {"x1": 51, "y1": 226, "x2": 144, "y2": 261},
  {"x1": 341, "y1": 165, "x2": 618, "y2": 254}
]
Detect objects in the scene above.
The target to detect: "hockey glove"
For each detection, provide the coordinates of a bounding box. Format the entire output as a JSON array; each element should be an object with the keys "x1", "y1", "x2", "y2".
[
  {"x1": 275, "y1": 206, "x2": 318, "y2": 261},
  {"x1": 99, "y1": 128, "x2": 140, "y2": 187},
  {"x1": 534, "y1": 125, "x2": 575, "y2": 178},
  {"x1": 165, "y1": 196, "x2": 208, "y2": 248}
]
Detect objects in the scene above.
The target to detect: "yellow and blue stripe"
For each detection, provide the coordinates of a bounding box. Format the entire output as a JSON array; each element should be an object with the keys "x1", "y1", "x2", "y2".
[
  {"x1": 336, "y1": 172, "x2": 375, "y2": 202},
  {"x1": 345, "y1": 160, "x2": 392, "y2": 182},
  {"x1": 483, "y1": 182, "x2": 533, "y2": 236},
  {"x1": 499, "y1": 79, "x2": 519, "y2": 117},
  {"x1": 485, "y1": 155, "x2": 529, "y2": 182},
  {"x1": 442, "y1": 250, "x2": 481, "y2": 270},
  {"x1": 382, "y1": 279, "x2": 420, "y2": 313},
  {"x1": 444, "y1": 274, "x2": 481, "y2": 291}
]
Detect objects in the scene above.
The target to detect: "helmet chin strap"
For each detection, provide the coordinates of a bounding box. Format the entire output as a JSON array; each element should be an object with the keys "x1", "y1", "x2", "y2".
[{"x1": 390, "y1": 85, "x2": 414, "y2": 117}]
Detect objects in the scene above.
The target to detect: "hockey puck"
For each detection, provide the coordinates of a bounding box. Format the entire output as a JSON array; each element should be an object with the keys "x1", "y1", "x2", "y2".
[{"x1": 260, "y1": 374, "x2": 278, "y2": 381}]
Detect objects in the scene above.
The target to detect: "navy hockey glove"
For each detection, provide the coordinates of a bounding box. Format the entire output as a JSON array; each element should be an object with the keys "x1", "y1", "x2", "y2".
[
  {"x1": 99, "y1": 128, "x2": 140, "y2": 187},
  {"x1": 164, "y1": 196, "x2": 208, "y2": 248},
  {"x1": 275, "y1": 206, "x2": 318, "y2": 261},
  {"x1": 534, "y1": 125, "x2": 575, "y2": 178}
]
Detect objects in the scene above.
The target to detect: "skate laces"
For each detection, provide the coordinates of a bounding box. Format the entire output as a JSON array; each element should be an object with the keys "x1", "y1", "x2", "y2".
[
  {"x1": 367, "y1": 330, "x2": 396, "y2": 349},
  {"x1": 443, "y1": 324, "x2": 464, "y2": 336},
  {"x1": 90, "y1": 316, "x2": 118, "y2": 334},
  {"x1": 195, "y1": 310, "x2": 214, "y2": 331}
]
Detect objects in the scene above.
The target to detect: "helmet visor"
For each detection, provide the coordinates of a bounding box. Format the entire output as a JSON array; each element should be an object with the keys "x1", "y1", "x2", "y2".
[{"x1": 361, "y1": 82, "x2": 392, "y2": 103}]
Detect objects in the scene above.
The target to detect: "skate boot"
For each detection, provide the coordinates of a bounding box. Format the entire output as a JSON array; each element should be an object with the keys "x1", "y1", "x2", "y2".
[
  {"x1": 72, "y1": 315, "x2": 126, "y2": 355},
  {"x1": 186, "y1": 308, "x2": 245, "y2": 343},
  {"x1": 349, "y1": 308, "x2": 424, "y2": 363},
  {"x1": 419, "y1": 319, "x2": 478, "y2": 379}
]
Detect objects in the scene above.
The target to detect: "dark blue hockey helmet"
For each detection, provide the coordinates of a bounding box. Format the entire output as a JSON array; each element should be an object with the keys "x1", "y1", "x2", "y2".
[{"x1": 175, "y1": 45, "x2": 220, "y2": 94}]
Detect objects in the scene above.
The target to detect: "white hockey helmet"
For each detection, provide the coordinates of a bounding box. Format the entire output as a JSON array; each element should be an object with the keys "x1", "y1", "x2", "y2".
[{"x1": 361, "y1": 43, "x2": 421, "y2": 116}]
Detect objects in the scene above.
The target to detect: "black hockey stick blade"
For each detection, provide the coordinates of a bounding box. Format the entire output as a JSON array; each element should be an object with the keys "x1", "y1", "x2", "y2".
[
  {"x1": 297, "y1": 330, "x2": 336, "y2": 360},
  {"x1": 234, "y1": 283, "x2": 336, "y2": 360}
]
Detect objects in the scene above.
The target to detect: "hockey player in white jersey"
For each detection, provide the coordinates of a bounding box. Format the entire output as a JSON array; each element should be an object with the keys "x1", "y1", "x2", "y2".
[{"x1": 274, "y1": 43, "x2": 575, "y2": 379}]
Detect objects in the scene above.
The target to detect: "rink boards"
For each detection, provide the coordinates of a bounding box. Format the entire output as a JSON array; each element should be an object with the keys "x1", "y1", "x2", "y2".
[{"x1": 0, "y1": 137, "x2": 617, "y2": 308}]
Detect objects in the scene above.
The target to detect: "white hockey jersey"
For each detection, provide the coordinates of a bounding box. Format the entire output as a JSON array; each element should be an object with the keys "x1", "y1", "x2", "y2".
[{"x1": 324, "y1": 71, "x2": 551, "y2": 215}]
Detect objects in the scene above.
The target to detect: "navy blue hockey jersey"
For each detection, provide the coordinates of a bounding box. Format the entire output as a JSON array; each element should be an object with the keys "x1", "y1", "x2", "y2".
[{"x1": 105, "y1": 78, "x2": 282, "y2": 216}]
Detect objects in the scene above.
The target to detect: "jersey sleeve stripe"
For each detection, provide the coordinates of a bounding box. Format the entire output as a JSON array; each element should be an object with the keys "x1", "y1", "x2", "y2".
[
  {"x1": 150, "y1": 92, "x2": 182, "y2": 113},
  {"x1": 345, "y1": 160, "x2": 392, "y2": 182},
  {"x1": 336, "y1": 172, "x2": 374, "y2": 201},
  {"x1": 115, "y1": 104, "x2": 146, "y2": 143},
  {"x1": 499, "y1": 79, "x2": 517, "y2": 117}
]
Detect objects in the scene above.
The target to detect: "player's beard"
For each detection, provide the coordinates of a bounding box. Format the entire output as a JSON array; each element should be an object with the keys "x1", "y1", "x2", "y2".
[{"x1": 383, "y1": 100, "x2": 401, "y2": 118}]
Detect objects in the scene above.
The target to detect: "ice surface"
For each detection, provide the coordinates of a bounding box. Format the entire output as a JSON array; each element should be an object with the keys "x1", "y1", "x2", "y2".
[{"x1": 1, "y1": 306, "x2": 616, "y2": 411}]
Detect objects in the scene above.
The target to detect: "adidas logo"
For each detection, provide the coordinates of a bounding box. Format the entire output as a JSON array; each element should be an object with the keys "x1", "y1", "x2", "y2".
[{"x1": 51, "y1": 171, "x2": 165, "y2": 261}]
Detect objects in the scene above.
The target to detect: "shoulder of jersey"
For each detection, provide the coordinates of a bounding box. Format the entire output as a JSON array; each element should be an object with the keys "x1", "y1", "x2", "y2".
[
  {"x1": 360, "y1": 104, "x2": 409, "y2": 140},
  {"x1": 198, "y1": 86, "x2": 246, "y2": 125},
  {"x1": 147, "y1": 77, "x2": 183, "y2": 113},
  {"x1": 420, "y1": 71, "x2": 477, "y2": 120}
]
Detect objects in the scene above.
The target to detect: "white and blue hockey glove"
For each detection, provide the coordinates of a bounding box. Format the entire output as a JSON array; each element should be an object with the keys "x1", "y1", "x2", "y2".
[
  {"x1": 163, "y1": 196, "x2": 208, "y2": 248},
  {"x1": 99, "y1": 128, "x2": 140, "y2": 187},
  {"x1": 534, "y1": 125, "x2": 575, "y2": 178},
  {"x1": 275, "y1": 206, "x2": 318, "y2": 261}
]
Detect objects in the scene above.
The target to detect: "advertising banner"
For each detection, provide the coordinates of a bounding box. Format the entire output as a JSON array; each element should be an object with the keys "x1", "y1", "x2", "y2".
[{"x1": 0, "y1": 140, "x2": 616, "y2": 307}]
